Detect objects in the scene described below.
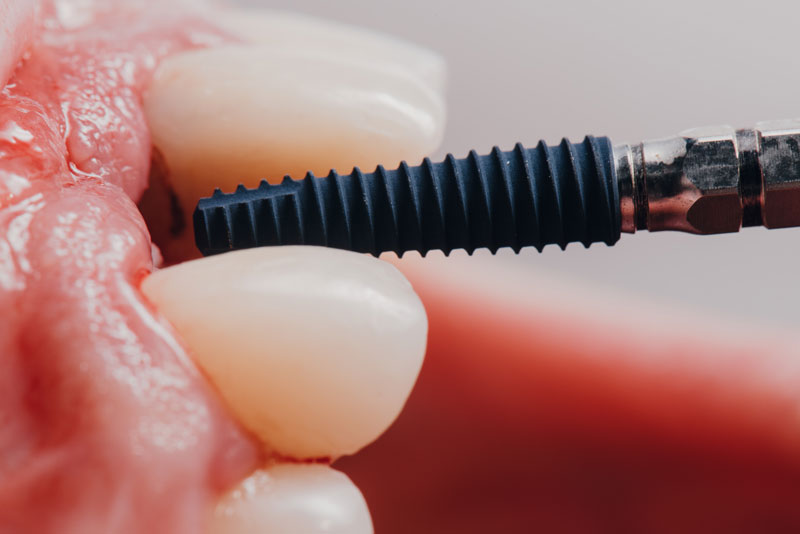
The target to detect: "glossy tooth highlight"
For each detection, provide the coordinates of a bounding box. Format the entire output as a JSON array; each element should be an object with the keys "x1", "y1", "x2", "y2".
[
  {"x1": 209, "y1": 465, "x2": 373, "y2": 534},
  {"x1": 140, "y1": 246, "x2": 427, "y2": 459}
]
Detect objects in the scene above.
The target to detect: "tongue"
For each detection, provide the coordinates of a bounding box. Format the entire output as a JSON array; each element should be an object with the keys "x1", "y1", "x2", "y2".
[{"x1": 0, "y1": 2, "x2": 259, "y2": 532}]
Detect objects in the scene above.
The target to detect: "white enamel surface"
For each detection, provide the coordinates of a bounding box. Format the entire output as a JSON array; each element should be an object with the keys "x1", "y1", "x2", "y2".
[
  {"x1": 143, "y1": 23, "x2": 445, "y2": 258},
  {"x1": 139, "y1": 8, "x2": 442, "y2": 527},
  {"x1": 145, "y1": 44, "x2": 443, "y2": 193},
  {"x1": 210, "y1": 465, "x2": 373, "y2": 534},
  {"x1": 140, "y1": 246, "x2": 427, "y2": 459}
]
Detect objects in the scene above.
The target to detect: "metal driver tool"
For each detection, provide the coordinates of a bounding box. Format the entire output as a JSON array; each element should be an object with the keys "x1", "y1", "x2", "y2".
[{"x1": 193, "y1": 120, "x2": 800, "y2": 257}]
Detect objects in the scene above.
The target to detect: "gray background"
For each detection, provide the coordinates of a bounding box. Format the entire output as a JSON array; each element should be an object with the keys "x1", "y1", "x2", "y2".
[{"x1": 241, "y1": 0, "x2": 800, "y2": 326}]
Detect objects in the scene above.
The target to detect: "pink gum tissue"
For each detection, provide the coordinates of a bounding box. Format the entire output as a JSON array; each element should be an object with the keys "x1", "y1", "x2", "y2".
[{"x1": 0, "y1": 0, "x2": 38, "y2": 89}]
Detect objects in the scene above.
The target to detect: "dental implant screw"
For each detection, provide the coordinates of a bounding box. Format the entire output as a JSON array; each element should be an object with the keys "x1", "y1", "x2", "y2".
[{"x1": 194, "y1": 136, "x2": 621, "y2": 257}]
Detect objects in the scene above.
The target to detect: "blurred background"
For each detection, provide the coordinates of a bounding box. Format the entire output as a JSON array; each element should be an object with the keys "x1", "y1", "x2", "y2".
[
  {"x1": 240, "y1": 0, "x2": 800, "y2": 327},
  {"x1": 224, "y1": 2, "x2": 800, "y2": 531}
]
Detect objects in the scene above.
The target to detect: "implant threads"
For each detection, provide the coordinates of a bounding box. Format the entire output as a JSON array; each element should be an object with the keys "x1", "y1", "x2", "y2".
[{"x1": 194, "y1": 136, "x2": 621, "y2": 257}]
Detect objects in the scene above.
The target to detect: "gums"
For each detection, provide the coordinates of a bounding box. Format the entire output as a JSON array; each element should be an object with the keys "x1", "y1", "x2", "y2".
[{"x1": 0, "y1": 1, "x2": 260, "y2": 532}]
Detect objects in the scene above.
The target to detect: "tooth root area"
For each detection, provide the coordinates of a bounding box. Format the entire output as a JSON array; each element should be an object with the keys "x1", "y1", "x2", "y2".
[
  {"x1": 210, "y1": 465, "x2": 373, "y2": 534},
  {"x1": 140, "y1": 246, "x2": 427, "y2": 459}
]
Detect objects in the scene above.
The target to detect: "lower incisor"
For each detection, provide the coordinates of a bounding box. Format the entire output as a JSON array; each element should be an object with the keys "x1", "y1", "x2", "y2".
[
  {"x1": 140, "y1": 246, "x2": 428, "y2": 460},
  {"x1": 210, "y1": 464, "x2": 373, "y2": 534}
]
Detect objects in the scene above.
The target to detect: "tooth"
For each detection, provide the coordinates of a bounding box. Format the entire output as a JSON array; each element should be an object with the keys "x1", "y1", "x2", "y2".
[
  {"x1": 210, "y1": 465, "x2": 373, "y2": 534},
  {"x1": 144, "y1": 41, "x2": 444, "y2": 195},
  {"x1": 142, "y1": 38, "x2": 445, "y2": 259},
  {"x1": 213, "y1": 8, "x2": 446, "y2": 95},
  {"x1": 140, "y1": 246, "x2": 427, "y2": 459}
]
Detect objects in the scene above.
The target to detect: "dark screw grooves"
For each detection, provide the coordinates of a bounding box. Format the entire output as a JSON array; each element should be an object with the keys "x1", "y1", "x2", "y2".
[{"x1": 194, "y1": 136, "x2": 621, "y2": 257}]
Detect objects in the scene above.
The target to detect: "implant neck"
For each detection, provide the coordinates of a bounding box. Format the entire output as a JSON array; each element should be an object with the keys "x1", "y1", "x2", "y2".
[{"x1": 613, "y1": 121, "x2": 800, "y2": 235}]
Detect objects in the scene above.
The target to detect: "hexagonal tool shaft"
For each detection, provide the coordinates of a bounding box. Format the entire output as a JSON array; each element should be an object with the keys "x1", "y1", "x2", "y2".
[
  {"x1": 194, "y1": 120, "x2": 800, "y2": 257},
  {"x1": 194, "y1": 137, "x2": 620, "y2": 256},
  {"x1": 615, "y1": 121, "x2": 800, "y2": 235}
]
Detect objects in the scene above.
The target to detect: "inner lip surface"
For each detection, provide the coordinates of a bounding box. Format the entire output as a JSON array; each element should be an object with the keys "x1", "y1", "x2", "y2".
[{"x1": 0, "y1": 2, "x2": 261, "y2": 531}]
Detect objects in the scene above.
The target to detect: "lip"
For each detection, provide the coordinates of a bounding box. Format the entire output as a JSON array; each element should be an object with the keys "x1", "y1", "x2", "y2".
[{"x1": 337, "y1": 253, "x2": 800, "y2": 532}]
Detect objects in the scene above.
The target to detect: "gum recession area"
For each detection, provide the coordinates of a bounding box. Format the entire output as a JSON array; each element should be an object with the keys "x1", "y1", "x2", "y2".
[{"x1": 0, "y1": 7, "x2": 261, "y2": 533}]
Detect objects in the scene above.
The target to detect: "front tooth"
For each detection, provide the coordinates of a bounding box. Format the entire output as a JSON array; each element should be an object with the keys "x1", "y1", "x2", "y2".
[
  {"x1": 210, "y1": 465, "x2": 373, "y2": 534},
  {"x1": 144, "y1": 43, "x2": 444, "y2": 192},
  {"x1": 140, "y1": 246, "x2": 427, "y2": 459},
  {"x1": 143, "y1": 40, "x2": 444, "y2": 259}
]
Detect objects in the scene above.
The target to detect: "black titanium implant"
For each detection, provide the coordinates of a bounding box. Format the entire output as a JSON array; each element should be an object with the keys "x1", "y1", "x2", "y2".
[{"x1": 193, "y1": 121, "x2": 800, "y2": 257}]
